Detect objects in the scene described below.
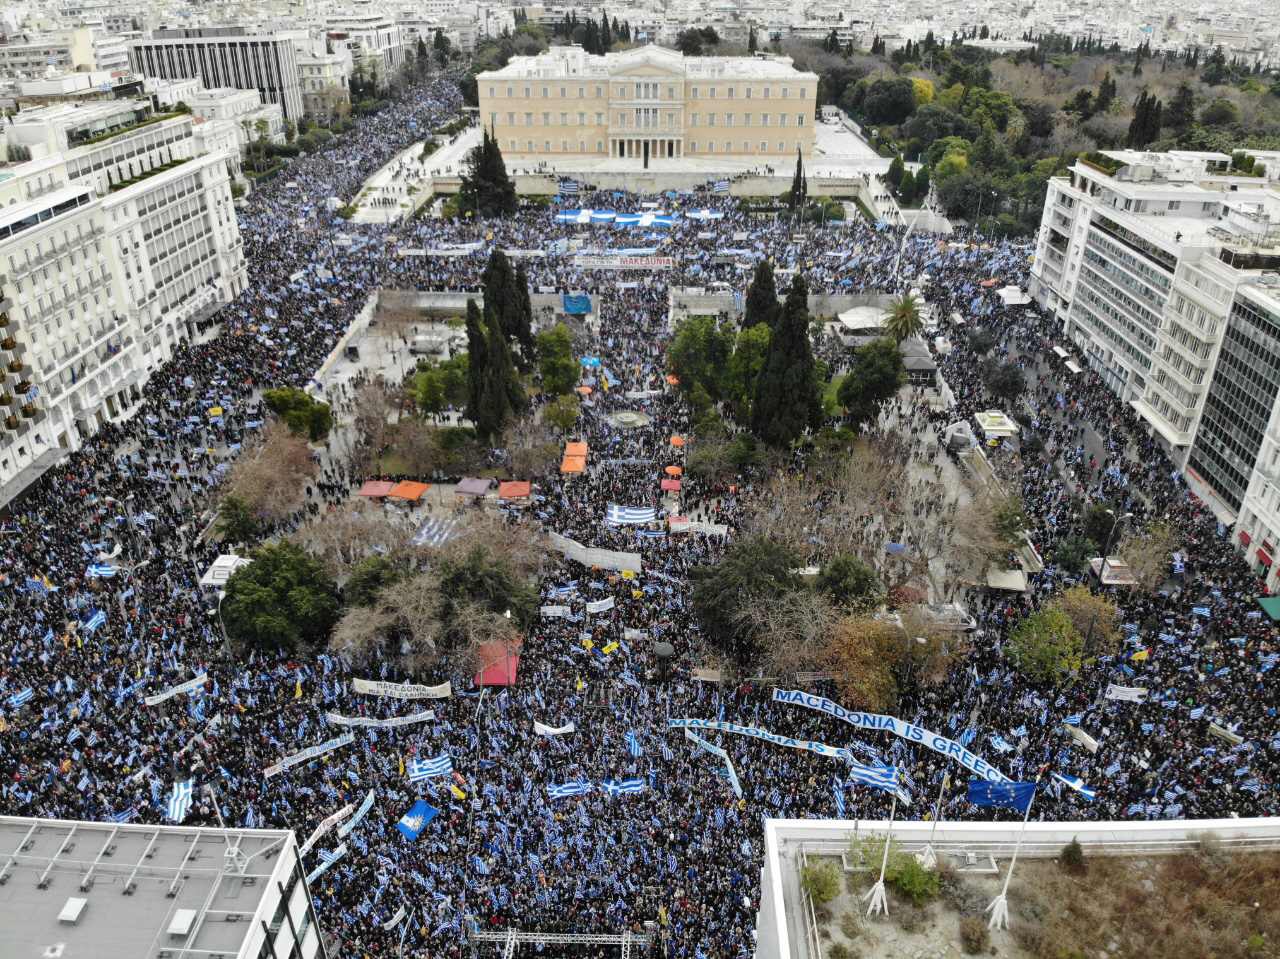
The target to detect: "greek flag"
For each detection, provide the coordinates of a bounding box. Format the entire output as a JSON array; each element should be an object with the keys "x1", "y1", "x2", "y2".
[
  {"x1": 86, "y1": 563, "x2": 119, "y2": 579},
  {"x1": 1191, "y1": 606, "x2": 1211, "y2": 617},
  {"x1": 989, "y1": 734, "x2": 1015, "y2": 753},
  {"x1": 602, "y1": 778, "x2": 646, "y2": 796},
  {"x1": 845, "y1": 761, "x2": 901, "y2": 798},
  {"x1": 548, "y1": 780, "x2": 593, "y2": 799},
  {"x1": 1062, "y1": 713, "x2": 1083, "y2": 727},
  {"x1": 7, "y1": 687, "x2": 34, "y2": 708},
  {"x1": 109, "y1": 807, "x2": 137, "y2": 823},
  {"x1": 408, "y1": 755, "x2": 452, "y2": 782},
  {"x1": 625, "y1": 730, "x2": 643, "y2": 758},
  {"x1": 1051, "y1": 772, "x2": 1097, "y2": 801},
  {"x1": 1189, "y1": 706, "x2": 1206, "y2": 720},
  {"x1": 558, "y1": 179, "x2": 580, "y2": 195},
  {"x1": 660, "y1": 741, "x2": 675, "y2": 762},
  {"x1": 528, "y1": 853, "x2": 543, "y2": 872},
  {"x1": 713, "y1": 179, "x2": 730, "y2": 193},
  {"x1": 605, "y1": 504, "x2": 658, "y2": 525},
  {"x1": 166, "y1": 780, "x2": 194, "y2": 823},
  {"x1": 24, "y1": 577, "x2": 49, "y2": 596},
  {"x1": 82, "y1": 610, "x2": 107, "y2": 634},
  {"x1": 832, "y1": 780, "x2": 847, "y2": 818}
]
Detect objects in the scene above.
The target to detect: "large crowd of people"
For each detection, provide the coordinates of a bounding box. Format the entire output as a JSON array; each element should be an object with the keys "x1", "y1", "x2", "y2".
[{"x1": 0, "y1": 76, "x2": 1275, "y2": 959}]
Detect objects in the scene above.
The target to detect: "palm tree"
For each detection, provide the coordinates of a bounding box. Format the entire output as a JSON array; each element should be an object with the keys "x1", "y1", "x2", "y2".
[{"x1": 883, "y1": 293, "x2": 924, "y2": 342}]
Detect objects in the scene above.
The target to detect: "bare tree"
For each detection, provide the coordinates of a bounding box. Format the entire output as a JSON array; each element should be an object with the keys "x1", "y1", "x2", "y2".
[
  {"x1": 1119, "y1": 520, "x2": 1180, "y2": 594},
  {"x1": 351, "y1": 382, "x2": 395, "y2": 475},
  {"x1": 222, "y1": 419, "x2": 316, "y2": 523},
  {"x1": 502, "y1": 419, "x2": 560, "y2": 479},
  {"x1": 290, "y1": 498, "x2": 409, "y2": 576},
  {"x1": 730, "y1": 588, "x2": 840, "y2": 676}
]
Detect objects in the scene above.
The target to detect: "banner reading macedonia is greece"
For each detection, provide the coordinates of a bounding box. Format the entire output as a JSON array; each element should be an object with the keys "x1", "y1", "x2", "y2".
[{"x1": 771, "y1": 688, "x2": 1010, "y2": 783}]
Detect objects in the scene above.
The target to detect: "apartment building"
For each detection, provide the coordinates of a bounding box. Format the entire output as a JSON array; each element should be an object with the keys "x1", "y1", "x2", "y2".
[
  {"x1": 294, "y1": 42, "x2": 352, "y2": 121},
  {"x1": 0, "y1": 26, "x2": 127, "y2": 77},
  {"x1": 187, "y1": 87, "x2": 285, "y2": 144},
  {"x1": 477, "y1": 44, "x2": 817, "y2": 166},
  {"x1": 0, "y1": 100, "x2": 245, "y2": 504},
  {"x1": 325, "y1": 10, "x2": 406, "y2": 80},
  {"x1": 128, "y1": 28, "x2": 304, "y2": 122},
  {"x1": 1029, "y1": 148, "x2": 1280, "y2": 589}
]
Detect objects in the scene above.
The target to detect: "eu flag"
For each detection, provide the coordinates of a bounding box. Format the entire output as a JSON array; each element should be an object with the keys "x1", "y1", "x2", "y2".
[
  {"x1": 395, "y1": 799, "x2": 439, "y2": 840},
  {"x1": 966, "y1": 780, "x2": 1036, "y2": 813}
]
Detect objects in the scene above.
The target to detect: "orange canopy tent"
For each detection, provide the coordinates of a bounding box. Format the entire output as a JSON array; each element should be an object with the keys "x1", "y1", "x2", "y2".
[
  {"x1": 664, "y1": 465, "x2": 683, "y2": 477},
  {"x1": 358, "y1": 480, "x2": 395, "y2": 498},
  {"x1": 498, "y1": 480, "x2": 532, "y2": 499},
  {"x1": 388, "y1": 480, "x2": 430, "y2": 501},
  {"x1": 560, "y1": 455, "x2": 586, "y2": 474},
  {"x1": 564, "y1": 441, "x2": 589, "y2": 458}
]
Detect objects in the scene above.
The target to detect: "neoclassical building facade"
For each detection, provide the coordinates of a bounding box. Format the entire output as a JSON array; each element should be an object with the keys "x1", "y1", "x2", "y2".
[{"x1": 477, "y1": 44, "x2": 818, "y2": 165}]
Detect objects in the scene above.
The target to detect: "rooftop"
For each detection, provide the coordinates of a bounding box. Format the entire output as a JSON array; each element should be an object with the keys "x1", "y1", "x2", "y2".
[
  {"x1": 479, "y1": 43, "x2": 817, "y2": 81},
  {"x1": 0, "y1": 815, "x2": 297, "y2": 959}
]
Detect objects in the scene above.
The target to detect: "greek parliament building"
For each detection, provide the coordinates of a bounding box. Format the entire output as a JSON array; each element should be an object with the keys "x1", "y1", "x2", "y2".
[{"x1": 477, "y1": 45, "x2": 818, "y2": 166}]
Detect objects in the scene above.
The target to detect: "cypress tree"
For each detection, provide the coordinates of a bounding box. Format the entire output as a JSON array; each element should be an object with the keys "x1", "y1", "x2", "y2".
[
  {"x1": 601, "y1": 13, "x2": 613, "y2": 51},
  {"x1": 514, "y1": 262, "x2": 535, "y2": 358},
  {"x1": 482, "y1": 249, "x2": 520, "y2": 342},
  {"x1": 743, "y1": 260, "x2": 781, "y2": 329},
  {"x1": 748, "y1": 27, "x2": 757, "y2": 53},
  {"x1": 464, "y1": 299, "x2": 488, "y2": 425},
  {"x1": 751, "y1": 275, "x2": 822, "y2": 447},
  {"x1": 475, "y1": 303, "x2": 525, "y2": 440}
]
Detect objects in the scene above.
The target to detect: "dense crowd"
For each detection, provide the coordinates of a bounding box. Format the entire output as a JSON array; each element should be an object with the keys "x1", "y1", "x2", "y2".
[{"x1": 1, "y1": 77, "x2": 1276, "y2": 959}]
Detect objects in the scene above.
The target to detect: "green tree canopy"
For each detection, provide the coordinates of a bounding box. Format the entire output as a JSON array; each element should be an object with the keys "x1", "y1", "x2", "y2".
[
  {"x1": 883, "y1": 293, "x2": 924, "y2": 342},
  {"x1": 724, "y1": 323, "x2": 771, "y2": 420},
  {"x1": 982, "y1": 359, "x2": 1025, "y2": 404},
  {"x1": 344, "y1": 555, "x2": 406, "y2": 607},
  {"x1": 837, "y1": 337, "x2": 905, "y2": 431},
  {"x1": 216, "y1": 493, "x2": 260, "y2": 545},
  {"x1": 222, "y1": 542, "x2": 340, "y2": 655},
  {"x1": 458, "y1": 128, "x2": 516, "y2": 218},
  {"x1": 668, "y1": 313, "x2": 733, "y2": 402},
  {"x1": 262, "y1": 387, "x2": 332, "y2": 441},
  {"x1": 692, "y1": 536, "x2": 802, "y2": 666},
  {"x1": 751, "y1": 275, "x2": 822, "y2": 447},
  {"x1": 473, "y1": 301, "x2": 525, "y2": 439},
  {"x1": 816, "y1": 554, "x2": 884, "y2": 611},
  {"x1": 1007, "y1": 607, "x2": 1083, "y2": 684},
  {"x1": 743, "y1": 260, "x2": 781, "y2": 329},
  {"x1": 535, "y1": 322, "x2": 578, "y2": 395}
]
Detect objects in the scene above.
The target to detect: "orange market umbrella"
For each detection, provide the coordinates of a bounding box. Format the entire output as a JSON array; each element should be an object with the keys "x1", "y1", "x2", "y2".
[
  {"x1": 670, "y1": 435, "x2": 685, "y2": 448},
  {"x1": 665, "y1": 374, "x2": 680, "y2": 386},
  {"x1": 664, "y1": 466, "x2": 683, "y2": 477},
  {"x1": 575, "y1": 385, "x2": 593, "y2": 395}
]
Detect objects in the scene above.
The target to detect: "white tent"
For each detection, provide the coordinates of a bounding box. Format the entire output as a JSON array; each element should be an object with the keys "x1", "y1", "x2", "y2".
[
  {"x1": 200, "y1": 554, "x2": 251, "y2": 589},
  {"x1": 997, "y1": 285, "x2": 1031, "y2": 306},
  {"x1": 974, "y1": 410, "x2": 1019, "y2": 439}
]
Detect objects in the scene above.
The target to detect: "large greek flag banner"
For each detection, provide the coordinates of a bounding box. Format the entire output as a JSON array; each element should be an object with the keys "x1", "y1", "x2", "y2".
[
  {"x1": 352, "y1": 678, "x2": 452, "y2": 700},
  {"x1": 771, "y1": 688, "x2": 1009, "y2": 783},
  {"x1": 306, "y1": 842, "x2": 348, "y2": 884},
  {"x1": 338, "y1": 790, "x2": 377, "y2": 839},
  {"x1": 605, "y1": 504, "x2": 658, "y2": 524},
  {"x1": 263, "y1": 733, "x2": 356, "y2": 779}
]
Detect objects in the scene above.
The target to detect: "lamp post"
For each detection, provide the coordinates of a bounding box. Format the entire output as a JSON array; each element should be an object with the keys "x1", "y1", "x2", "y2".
[{"x1": 214, "y1": 589, "x2": 233, "y2": 659}]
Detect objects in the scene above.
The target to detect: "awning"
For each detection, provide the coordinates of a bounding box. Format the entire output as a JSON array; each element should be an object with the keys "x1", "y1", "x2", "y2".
[
  {"x1": 560, "y1": 455, "x2": 586, "y2": 474},
  {"x1": 497, "y1": 480, "x2": 531, "y2": 499},
  {"x1": 388, "y1": 481, "x2": 430, "y2": 501},
  {"x1": 1065, "y1": 361, "x2": 1082, "y2": 374},
  {"x1": 986, "y1": 568, "x2": 1028, "y2": 591},
  {"x1": 564, "y1": 441, "x2": 589, "y2": 458},
  {"x1": 660, "y1": 478, "x2": 681, "y2": 492},
  {"x1": 1239, "y1": 530, "x2": 1252, "y2": 546},
  {"x1": 1258, "y1": 548, "x2": 1274, "y2": 568},
  {"x1": 1257, "y1": 596, "x2": 1280, "y2": 620},
  {"x1": 474, "y1": 641, "x2": 521, "y2": 686},
  {"x1": 358, "y1": 480, "x2": 396, "y2": 498},
  {"x1": 1052, "y1": 346, "x2": 1069, "y2": 359},
  {"x1": 455, "y1": 477, "x2": 492, "y2": 497}
]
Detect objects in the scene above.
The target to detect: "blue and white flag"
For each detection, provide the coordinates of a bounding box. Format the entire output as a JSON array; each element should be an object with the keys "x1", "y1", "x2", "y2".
[
  {"x1": 625, "y1": 730, "x2": 643, "y2": 758},
  {"x1": 408, "y1": 755, "x2": 453, "y2": 782},
  {"x1": 166, "y1": 780, "x2": 194, "y2": 823},
  {"x1": 1062, "y1": 713, "x2": 1083, "y2": 727},
  {"x1": 845, "y1": 760, "x2": 904, "y2": 801},
  {"x1": 86, "y1": 563, "x2": 119, "y2": 579},
  {"x1": 1051, "y1": 772, "x2": 1096, "y2": 801},
  {"x1": 832, "y1": 780, "x2": 847, "y2": 818},
  {"x1": 395, "y1": 800, "x2": 439, "y2": 840},
  {"x1": 6, "y1": 687, "x2": 34, "y2": 708},
  {"x1": 989, "y1": 734, "x2": 1015, "y2": 753},
  {"x1": 82, "y1": 609, "x2": 107, "y2": 633},
  {"x1": 548, "y1": 780, "x2": 593, "y2": 799},
  {"x1": 605, "y1": 504, "x2": 658, "y2": 525},
  {"x1": 307, "y1": 843, "x2": 348, "y2": 883},
  {"x1": 1189, "y1": 706, "x2": 1206, "y2": 720},
  {"x1": 602, "y1": 778, "x2": 646, "y2": 796}
]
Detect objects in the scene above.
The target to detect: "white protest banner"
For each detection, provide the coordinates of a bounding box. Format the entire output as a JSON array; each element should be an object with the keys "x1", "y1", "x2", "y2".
[
  {"x1": 549, "y1": 532, "x2": 642, "y2": 573},
  {"x1": 1067, "y1": 726, "x2": 1100, "y2": 753},
  {"x1": 586, "y1": 596, "x2": 616, "y2": 614},
  {"x1": 683, "y1": 728, "x2": 742, "y2": 798},
  {"x1": 771, "y1": 688, "x2": 1010, "y2": 783},
  {"x1": 691, "y1": 668, "x2": 722, "y2": 683},
  {"x1": 533, "y1": 720, "x2": 576, "y2": 736},
  {"x1": 144, "y1": 673, "x2": 208, "y2": 707},
  {"x1": 1105, "y1": 684, "x2": 1148, "y2": 703},
  {"x1": 541, "y1": 605, "x2": 571, "y2": 618},
  {"x1": 325, "y1": 709, "x2": 435, "y2": 729},
  {"x1": 299, "y1": 803, "x2": 354, "y2": 856},
  {"x1": 624, "y1": 628, "x2": 647, "y2": 642},
  {"x1": 351, "y1": 678, "x2": 452, "y2": 700},
  {"x1": 1208, "y1": 723, "x2": 1244, "y2": 746},
  {"x1": 572, "y1": 254, "x2": 674, "y2": 270},
  {"x1": 670, "y1": 718, "x2": 849, "y2": 762},
  {"x1": 382, "y1": 906, "x2": 407, "y2": 930},
  {"x1": 338, "y1": 789, "x2": 376, "y2": 839},
  {"x1": 263, "y1": 733, "x2": 355, "y2": 779}
]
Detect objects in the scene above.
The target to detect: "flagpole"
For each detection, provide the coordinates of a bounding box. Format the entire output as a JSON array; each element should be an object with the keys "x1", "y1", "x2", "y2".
[
  {"x1": 986, "y1": 772, "x2": 1042, "y2": 931},
  {"x1": 863, "y1": 793, "x2": 896, "y2": 917},
  {"x1": 920, "y1": 773, "x2": 949, "y2": 871}
]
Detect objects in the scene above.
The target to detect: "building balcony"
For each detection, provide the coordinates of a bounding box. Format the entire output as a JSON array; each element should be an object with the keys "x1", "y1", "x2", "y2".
[
  {"x1": 3, "y1": 414, "x2": 18, "y2": 432},
  {"x1": 20, "y1": 403, "x2": 37, "y2": 419},
  {"x1": 6, "y1": 359, "x2": 23, "y2": 373},
  {"x1": 0, "y1": 337, "x2": 15, "y2": 352}
]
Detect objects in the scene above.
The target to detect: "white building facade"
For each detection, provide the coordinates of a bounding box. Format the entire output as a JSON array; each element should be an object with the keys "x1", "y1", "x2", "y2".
[
  {"x1": 0, "y1": 100, "x2": 245, "y2": 504},
  {"x1": 1029, "y1": 148, "x2": 1280, "y2": 591}
]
